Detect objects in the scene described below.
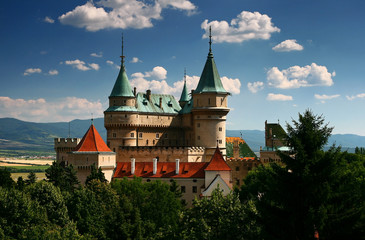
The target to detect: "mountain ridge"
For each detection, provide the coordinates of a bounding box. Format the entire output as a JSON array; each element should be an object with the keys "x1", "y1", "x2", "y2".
[{"x1": 0, "y1": 117, "x2": 364, "y2": 152}]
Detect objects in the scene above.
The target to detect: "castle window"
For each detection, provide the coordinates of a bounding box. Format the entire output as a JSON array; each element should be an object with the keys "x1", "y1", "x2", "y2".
[
  {"x1": 125, "y1": 114, "x2": 127, "y2": 118},
  {"x1": 208, "y1": 115, "x2": 211, "y2": 118},
  {"x1": 131, "y1": 133, "x2": 134, "y2": 138},
  {"x1": 218, "y1": 139, "x2": 222, "y2": 144},
  {"x1": 208, "y1": 98, "x2": 211, "y2": 105},
  {"x1": 113, "y1": 133, "x2": 116, "y2": 138},
  {"x1": 113, "y1": 148, "x2": 115, "y2": 152},
  {"x1": 197, "y1": 136, "x2": 200, "y2": 140},
  {"x1": 197, "y1": 123, "x2": 200, "y2": 128},
  {"x1": 193, "y1": 179, "x2": 197, "y2": 183},
  {"x1": 123, "y1": 100, "x2": 126, "y2": 105},
  {"x1": 146, "y1": 140, "x2": 149, "y2": 145},
  {"x1": 165, "y1": 134, "x2": 168, "y2": 139},
  {"x1": 147, "y1": 179, "x2": 151, "y2": 182},
  {"x1": 219, "y1": 127, "x2": 222, "y2": 132},
  {"x1": 181, "y1": 186, "x2": 186, "y2": 193},
  {"x1": 139, "y1": 132, "x2": 143, "y2": 138},
  {"x1": 236, "y1": 179, "x2": 240, "y2": 185},
  {"x1": 156, "y1": 133, "x2": 160, "y2": 139},
  {"x1": 236, "y1": 166, "x2": 240, "y2": 171},
  {"x1": 192, "y1": 186, "x2": 197, "y2": 193},
  {"x1": 147, "y1": 115, "x2": 149, "y2": 119},
  {"x1": 107, "y1": 142, "x2": 110, "y2": 147},
  {"x1": 153, "y1": 140, "x2": 155, "y2": 145}
]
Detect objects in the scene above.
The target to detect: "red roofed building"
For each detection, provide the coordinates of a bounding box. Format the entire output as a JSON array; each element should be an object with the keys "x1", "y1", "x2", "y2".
[
  {"x1": 113, "y1": 146, "x2": 232, "y2": 206},
  {"x1": 57, "y1": 124, "x2": 116, "y2": 184}
]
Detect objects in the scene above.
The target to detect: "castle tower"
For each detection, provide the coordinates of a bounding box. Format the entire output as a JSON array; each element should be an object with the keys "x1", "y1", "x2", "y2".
[
  {"x1": 69, "y1": 123, "x2": 116, "y2": 183},
  {"x1": 104, "y1": 36, "x2": 139, "y2": 151},
  {"x1": 192, "y1": 27, "x2": 230, "y2": 159},
  {"x1": 179, "y1": 69, "x2": 190, "y2": 108}
]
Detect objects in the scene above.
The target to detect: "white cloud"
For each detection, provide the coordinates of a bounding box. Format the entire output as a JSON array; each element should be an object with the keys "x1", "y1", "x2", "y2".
[
  {"x1": 247, "y1": 81, "x2": 264, "y2": 93},
  {"x1": 314, "y1": 94, "x2": 340, "y2": 100},
  {"x1": 63, "y1": 59, "x2": 99, "y2": 71},
  {"x1": 59, "y1": 0, "x2": 197, "y2": 31},
  {"x1": 201, "y1": 11, "x2": 280, "y2": 43},
  {"x1": 24, "y1": 68, "x2": 42, "y2": 76},
  {"x1": 44, "y1": 16, "x2": 54, "y2": 23},
  {"x1": 221, "y1": 76, "x2": 241, "y2": 94},
  {"x1": 272, "y1": 39, "x2": 303, "y2": 52},
  {"x1": 267, "y1": 93, "x2": 293, "y2": 101},
  {"x1": 89, "y1": 63, "x2": 100, "y2": 70},
  {"x1": 346, "y1": 93, "x2": 365, "y2": 100},
  {"x1": 0, "y1": 96, "x2": 103, "y2": 122},
  {"x1": 130, "y1": 66, "x2": 241, "y2": 98},
  {"x1": 130, "y1": 57, "x2": 141, "y2": 63},
  {"x1": 91, "y1": 52, "x2": 102, "y2": 57},
  {"x1": 267, "y1": 63, "x2": 334, "y2": 89},
  {"x1": 106, "y1": 60, "x2": 114, "y2": 65},
  {"x1": 48, "y1": 70, "x2": 59, "y2": 75}
]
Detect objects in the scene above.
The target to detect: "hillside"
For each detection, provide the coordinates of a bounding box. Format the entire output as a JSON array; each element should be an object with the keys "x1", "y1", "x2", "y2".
[{"x1": 0, "y1": 118, "x2": 364, "y2": 153}]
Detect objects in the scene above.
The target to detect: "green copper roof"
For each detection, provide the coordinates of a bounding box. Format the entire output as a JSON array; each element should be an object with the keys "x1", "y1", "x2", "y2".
[
  {"x1": 109, "y1": 65, "x2": 135, "y2": 98},
  {"x1": 104, "y1": 105, "x2": 138, "y2": 112},
  {"x1": 226, "y1": 141, "x2": 257, "y2": 158},
  {"x1": 179, "y1": 99, "x2": 193, "y2": 114},
  {"x1": 194, "y1": 51, "x2": 227, "y2": 94},
  {"x1": 179, "y1": 81, "x2": 190, "y2": 102},
  {"x1": 136, "y1": 93, "x2": 181, "y2": 114},
  {"x1": 266, "y1": 123, "x2": 287, "y2": 140}
]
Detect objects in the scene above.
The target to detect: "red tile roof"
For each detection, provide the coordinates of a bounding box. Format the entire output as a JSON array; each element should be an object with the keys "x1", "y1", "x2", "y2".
[
  {"x1": 114, "y1": 161, "x2": 208, "y2": 178},
  {"x1": 204, "y1": 147, "x2": 231, "y2": 171},
  {"x1": 74, "y1": 124, "x2": 112, "y2": 152},
  {"x1": 226, "y1": 137, "x2": 245, "y2": 144}
]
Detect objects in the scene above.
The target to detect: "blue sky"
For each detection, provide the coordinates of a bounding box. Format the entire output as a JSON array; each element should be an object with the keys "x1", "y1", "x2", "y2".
[{"x1": 1, "y1": 0, "x2": 365, "y2": 135}]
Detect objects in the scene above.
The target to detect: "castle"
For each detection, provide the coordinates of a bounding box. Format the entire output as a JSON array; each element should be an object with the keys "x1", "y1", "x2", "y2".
[{"x1": 54, "y1": 31, "x2": 269, "y2": 204}]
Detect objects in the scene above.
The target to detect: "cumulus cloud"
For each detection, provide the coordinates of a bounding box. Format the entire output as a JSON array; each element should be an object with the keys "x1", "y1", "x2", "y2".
[
  {"x1": 346, "y1": 93, "x2": 365, "y2": 100},
  {"x1": 267, "y1": 93, "x2": 293, "y2": 101},
  {"x1": 44, "y1": 16, "x2": 54, "y2": 23},
  {"x1": 0, "y1": 96, "x2": 103, "y2": 122},
  {"x1": 91, "y1": 52, "x2": 103, "y2": 57},
  {"x1": 59, "y1": 0, "x2": 197, "y2": 31},
  {"x1": 272, "y1": 39, "x2": 303, "y2": 52},
  {"x1": 48, "y1": 70, "x2": 59, "y2": 75},
  {"x1": 267, "y1": 63, "x2": 334, "y2": 89},
  {"x1": 201, "y1": 11, "x2": 280, "y2": 43},
  {"x1": 63, "y1": 59, "x2": 99, "y2": 71},
  {"x1": 24, "y1": 68, "x2": 42, "y2": 76},
  {"x1": 314, "y1": 94, "x2": 340, "y2": 100},
  {"x1": 247, "y1": 81, "x2": 264, "y2": 93},
  {"x1": 130, "y1": 57, "x2": 141, "y2": 63},
  {"x1": 106, "y1": 60, "x2": 114, "y2": 65},
  {"x1": 130, "y1": 66, "x2": 241, "y2": 98}
]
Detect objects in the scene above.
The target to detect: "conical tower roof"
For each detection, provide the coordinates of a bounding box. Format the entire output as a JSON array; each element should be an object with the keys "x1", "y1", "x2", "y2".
[
  {"x1": 109, "y1": 36, "x2": 134, "y2": 98},
  {"x1": 179, "y1": 71, "x2": 190, "y2": 102},
  {"x1": 205, "y1": 146, "x2": 231, "y2": 171},
  {"x1": 74, "y1": 124, "x2": 112, "y2": 152},
  {"x1": 194, "y1": 28, "x2": 227, "y2": 94}
]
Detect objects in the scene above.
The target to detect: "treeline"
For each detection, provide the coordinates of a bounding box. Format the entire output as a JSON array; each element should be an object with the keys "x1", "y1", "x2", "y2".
[{"x1": 0, "y1": 110, "x2": 365, "y2": 240}]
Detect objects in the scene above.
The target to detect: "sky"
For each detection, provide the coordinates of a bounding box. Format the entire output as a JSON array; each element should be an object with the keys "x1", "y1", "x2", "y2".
[{"x1": 1, "y1": 0, "x2": 365, "y2": 135}]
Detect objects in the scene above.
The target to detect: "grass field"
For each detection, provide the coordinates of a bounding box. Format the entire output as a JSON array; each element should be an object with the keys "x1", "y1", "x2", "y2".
[{"x1": 11, "y1": 172, "x2": 47, "y2": 181}]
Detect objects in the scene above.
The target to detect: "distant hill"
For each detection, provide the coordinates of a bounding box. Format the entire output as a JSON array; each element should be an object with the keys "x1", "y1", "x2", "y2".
[
  {"x1": 0, "y1": 118, "x2": 105, "y2": 151},
  {"x1": 0, "y1": 117, "x2": 364, "y2": 153}
]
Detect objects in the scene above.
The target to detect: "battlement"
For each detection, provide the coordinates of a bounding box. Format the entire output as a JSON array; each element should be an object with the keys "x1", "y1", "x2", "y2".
[
  {"x1": 54, "y1": 138, "x2": 81, "y2": 149},
  {"x1": 226, "y1": 157, "x2": 259, "y2": 162}
]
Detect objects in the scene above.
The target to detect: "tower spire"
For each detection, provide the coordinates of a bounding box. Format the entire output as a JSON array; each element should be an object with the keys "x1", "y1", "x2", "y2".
[
  {"x1": 209, "y1": 26, "x2": 212, "y2": 54},
  {"x1": 184, "y1": 67, "x2": 186, "y2": 83},
  {"x1": 121, "y1": 34, "x2": 125, "y2": 67}
]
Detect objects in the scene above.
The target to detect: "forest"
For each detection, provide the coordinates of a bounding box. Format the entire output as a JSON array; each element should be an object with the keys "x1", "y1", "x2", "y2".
[{"x1": 0, "y1": 110, "x2": 364, "y2": 240}]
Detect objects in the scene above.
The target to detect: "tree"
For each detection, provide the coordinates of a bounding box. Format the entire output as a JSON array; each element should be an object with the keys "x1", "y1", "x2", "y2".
[
  {"x1": 26, "y1": 171, "x2": 37, "y2": 185},
  {"x1": 16, "y1": 176, "x2": 25, "y2": 190},
  {"x1": 85, "y1": 164, "x2": 106, "y2": 185},
  {"x1": 240, "y1": 110, "x2": 365, "y2": 239},
  {"x1": 176, "y1": 189, "x2": 260, "y2": 240},
  {"x1": 0, "y1": 167, "x2": 14, "y2": 188},
  {"x1": 45, "y1": 161, "x2": 79, "y2": 191}
]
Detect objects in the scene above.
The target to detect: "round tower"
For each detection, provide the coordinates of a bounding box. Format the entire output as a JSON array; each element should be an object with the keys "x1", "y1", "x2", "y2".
[{"x1": 192, "y1": 27, "x2": 230, "y2": 159}]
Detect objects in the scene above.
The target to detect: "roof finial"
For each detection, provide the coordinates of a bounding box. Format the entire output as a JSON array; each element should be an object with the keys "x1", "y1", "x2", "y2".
[
  {"x1": 184, "y1": 67, "x2": 186, "y2": 83},
  {"x1": 121, "y1": 33, "x2": 125, "y2": 67},
  {"x1": 91, "y1": 113, "x2": 94, "y2": 125},
  {"x1": 209, "y1": 26, "x2": 212, "y2": 53}
]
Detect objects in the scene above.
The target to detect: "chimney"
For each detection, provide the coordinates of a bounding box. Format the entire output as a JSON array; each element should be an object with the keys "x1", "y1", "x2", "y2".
[
  {"x1": 159, "y1": 97, "x2": 162, "y2": 108},
  {"x1": 153, "y1": 158, "x2": 157, "y2": 175},
  {"x1": 133, "y1": 87, "x2": 136, "y2": 96},
  {"x1": 233, "y1": 139, "x2": 239, "y2": 159},
  {"x1": 131, "y1": 158, "x2": 135, "y2": 175},
  {"x1": 175, "y1": 159, "x2": 180, "y2": 175},
  {"x1": 146, "y1": 89, "x2": 151, "y2": 101}
]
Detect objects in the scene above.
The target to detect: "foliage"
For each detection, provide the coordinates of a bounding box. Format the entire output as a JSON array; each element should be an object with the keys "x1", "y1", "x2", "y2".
[
  {"x1": 0, "y1": 167, "x2": 14, "y2": 188},
  {"x1": 240, "y1": 110, "x2": 365, "y2": 240},
  {"x1": 26, "y1": 171, "x2": 37, "y2": 184},
  {"x1": 355, "y1": 146, "x2": 365, "y2": 155},
  {"x1": 85, "y1": 164, "x2": 107, "y2": 185},
  {"x1": 4, "y1": 165, "x2": 49, "y2": 173},
  {"x1": 45, "y1": 161, "x2": 79, "y2": 191},
  {"x1": 176, "y1": 189, "x2": 260, "y2": 240}
]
